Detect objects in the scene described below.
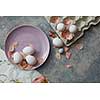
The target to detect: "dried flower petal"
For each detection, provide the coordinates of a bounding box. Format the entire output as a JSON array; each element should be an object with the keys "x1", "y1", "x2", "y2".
[
  {"x1": 9, "y1": 42, "x2": 18, "y2": 52},
  {"x1": 19, "y1": 60, "x2": 28, "y2": 68},
  {"x1": 61, "y1": 29, "x2": 70, "y2": 39},
  {"x1": 66, "y1": 33, "x2": 74, "y2": 40},
  {"x1": 66, "y1": 52, "x2": 72, "y2": 59},
  {"x1": 49, "y1": 31, "x2": 56, "y2": 38},
  {"x1": 75, "y1": 43, "x2": 84, "y2": 50},
  {"x1": 63, "y1": 18, "x2": 73, "y2": 25},
  {"x1": 8, "y1": 51, "x2": 14, "y2": 58},
  {"x1": 65, "y1": 64, "x2": 72, "y2": 68},
  {"x1": 64, "y1": 46, "x2": 69, "y2": 52},
  {"x1": 32, "y1": 76, "x2": 48, "y2": 83}
]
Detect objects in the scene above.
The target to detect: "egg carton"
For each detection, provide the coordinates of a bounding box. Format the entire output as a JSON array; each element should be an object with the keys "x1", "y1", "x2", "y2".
[{"x1": 45, "y1": 16, "x2": 100, "y2": 46}]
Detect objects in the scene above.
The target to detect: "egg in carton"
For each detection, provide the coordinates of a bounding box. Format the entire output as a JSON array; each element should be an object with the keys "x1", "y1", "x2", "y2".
[{"x1": 45, "y1": 16, "x2": 100, "y2": 46}]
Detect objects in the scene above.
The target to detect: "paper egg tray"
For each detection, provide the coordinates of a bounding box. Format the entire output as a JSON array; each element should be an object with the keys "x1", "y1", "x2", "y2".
[{"x1": 45, "y1": 16, "x2": 100, "y2": 46}]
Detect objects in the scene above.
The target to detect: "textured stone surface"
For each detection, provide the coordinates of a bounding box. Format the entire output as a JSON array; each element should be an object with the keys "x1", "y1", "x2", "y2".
[{"x1": 0, "y1": 16, "x2": 100, "y2": 83}]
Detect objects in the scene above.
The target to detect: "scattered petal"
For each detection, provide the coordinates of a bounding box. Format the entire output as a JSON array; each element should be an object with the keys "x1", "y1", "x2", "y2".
[
  {"x1": 32, "y1": 76, "x2": 48, "y2": 83},
  {"x1": 49, "y1": 31, "x2": 57, "y2": 38},
  {"x1": 53, "y1": 46, "x2": 56, "y2": 48},
  {"x1": 61, "y1": 30, "x2": 70, "y2": 39},
  {"x1": 19, "y1": 60, "x2": 28, "y2": 68},
  {"x1": 9, "y1": 41, "x2": 18, "y2": 52},
  {"x1": 65, "y1": 64, "x2": 72, "y2": 68},
  {"x1": 75, "y1": 43, "x2": 84, "y2": 50},
  {"x1": 64, "y1": 46, "x2": 69, "y2": 52},
  {"x1": 63, "y1": 18, "x2": 73, "y2": 25},
  {"x1": 7, "y1": 51, "x2": 14, "y2": 58},
  {"x1": 66, "y1": 52, "x2": 72, "y2": 59},
  {"x1": 66, "y1": 33, "x2": 74, "y2": 40}
]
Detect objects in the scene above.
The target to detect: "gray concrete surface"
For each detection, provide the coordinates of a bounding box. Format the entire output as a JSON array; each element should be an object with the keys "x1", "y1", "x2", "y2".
[{"x1": 0, "y1": 16, "x2": 100, "y2": 83}]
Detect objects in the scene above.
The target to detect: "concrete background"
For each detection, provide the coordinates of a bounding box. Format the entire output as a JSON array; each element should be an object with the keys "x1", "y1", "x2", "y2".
[{"x1": 0, "y1": 16, "x2": 100, "y2": 83}]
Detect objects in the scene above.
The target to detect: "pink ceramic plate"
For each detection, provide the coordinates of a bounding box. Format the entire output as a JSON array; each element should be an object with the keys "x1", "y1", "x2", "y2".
[{"x1": 5, "y1": 25, "x2": 50, "y2": 70}]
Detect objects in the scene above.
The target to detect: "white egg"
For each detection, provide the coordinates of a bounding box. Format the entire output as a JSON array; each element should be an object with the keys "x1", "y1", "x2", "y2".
[
  {"x1": 53, "y1": 37, "x2": 63, "y2": 47},
  {"x1": 69, "y1": 24, "x2": 78, "y2": 33},
  {"x1": 57, "y1": 23, "x2": 65, "y2": 31},
  {"x1": 22, "y1": 46, "x2": 35, "y2": 55},
  {"x1": 25, "y1": 55, "x2": 37, "y2": 65},
  {"x1": 12, "y1": 52, "x2": 23, "y2": 64},
  {"x1": 58, "y1": 48, "x2": 64, "y2": 54}
]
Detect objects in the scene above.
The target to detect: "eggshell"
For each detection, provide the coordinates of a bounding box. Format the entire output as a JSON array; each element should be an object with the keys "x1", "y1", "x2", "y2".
[
  {"x1": 53, "y1": 37, "x2": 63, "y2": 48},
  {"x1": 12, "y1": 52, "x2": 23, "y2": 64},
  {"x1": 22, "y1": 46, "x2": 35, "y2": 55},
  {"x1": 57, "y1": 23, "x2": 65, "y2": 31},
  {"x1": 69, "y1": 24, "x2": 78, "y2": 33},
  {"x1": 25, "y1": 55, "x2": 37, "y2": 65}
]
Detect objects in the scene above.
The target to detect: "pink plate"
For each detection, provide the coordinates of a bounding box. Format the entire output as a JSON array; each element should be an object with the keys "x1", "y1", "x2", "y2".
[{"x1": 5, "y1": 24, "x2": 50, "y2": 70}]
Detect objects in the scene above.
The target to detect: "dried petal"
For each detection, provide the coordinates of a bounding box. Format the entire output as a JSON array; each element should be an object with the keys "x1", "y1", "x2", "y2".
[
  {"x1": 19, "y1": 60, "x2": 28, "y2": 68},
  {"x1": 63, "y1": 18, "x2": 73, "y2": 25},
  {"x1": 32, "y1": 76, "x2": 48, "y2": 83},
  {"x1": 50, "y1": 16, "x2": 60, "y2": 24},
  {"x1": 49, "y1": 31, "x2": 56, "y2": 38},
  {"x1": 8, "y1": 51, "x2": 14, "y2": 58},
  {"x1": 61, "y1": 29, "x2": 70, "y2": 39},
  {"x1": 65, "y1": 64, "x2": 72, "y2": 68},
  {"x1": 66, "y1": 33, "x2": 74, "y2": 40},
  {"x1": 66, "y1": 52, "x2": 72, "y2": 59},
  {"x1": 75, "y1": 43, "x2": 84, "y2": 50},
  {"x1": 64, "y1": 46, "x2": 69, "y2": 52}
]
